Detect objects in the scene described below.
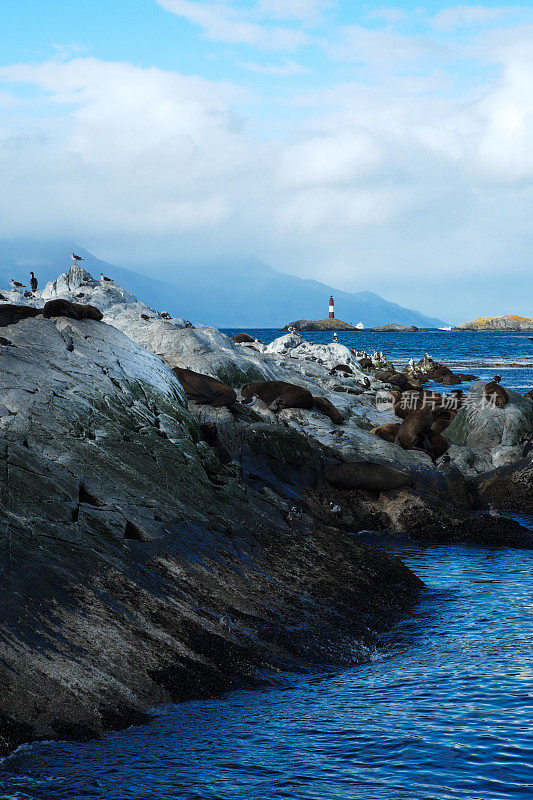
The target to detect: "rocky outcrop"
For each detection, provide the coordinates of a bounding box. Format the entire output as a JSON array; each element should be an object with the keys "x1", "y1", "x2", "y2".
[
  {"x1": 0, "y1": 311, "x2": 422, "y2": 757},
  {"x1": 474, "y1": 460, "x2": 533, "y2": 513},
  {"x1": 446, "y1": 382, "x2": 533, "y2": 455},
  {"x1": 454, "y1": 314, "x2": 533, "y2": 331},
  {"x1": 283, "y1": 318, "x2": 358, "y2": 331},
  {"x1": 404, "y1": 355, "x2": 477, "y2": 385},
  {"x1": 371, "y1": 323, "x2": 421, "y2": 332}
]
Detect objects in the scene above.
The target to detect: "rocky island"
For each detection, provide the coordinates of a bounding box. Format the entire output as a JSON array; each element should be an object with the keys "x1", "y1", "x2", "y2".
[
  {"x1": 0, "y1": 264, "x2": 532, "y2": 757},
  {"x1": 454, "y1": 314, "x2": 533, "y2": 331},
  {"x1": 283, "y1": 318, "x2": 359, "y2": 331},
  {"x1": 371, "y1": 323, "x2": 422, "y2": 332}
]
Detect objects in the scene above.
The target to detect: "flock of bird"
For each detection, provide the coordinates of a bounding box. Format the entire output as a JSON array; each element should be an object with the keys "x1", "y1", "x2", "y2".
[{"x1": 8, "y1": 253, "x2": 114, "y2": 296}]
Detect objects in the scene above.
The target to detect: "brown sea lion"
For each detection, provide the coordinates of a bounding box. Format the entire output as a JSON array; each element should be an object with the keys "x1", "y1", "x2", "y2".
[
  {"x1": 429, "y1": 432, "x2": 449, "y2": 461},
  {"x1": 431, "y1": 415, "x2": 454, "y2": 435},
  {"x1": 232, "y1": 333, "x2": 255, "y2": 344},
  {"x1": 241, "y1": 380, "x2": 314, "y2": 412},
  {"x1": 312, "y1": 396, "x2": 345, "y2": 424},
  {"x1": 173, "y1": 367, "x2": 236, "y2": 407},
  {"x1": 325, "y1": 461, "x2": 412, "y2": 492},
  {"x1": 0, "y1": 304, "x2": 40, "y2": 327},
  {"x1": 396, "y1": 406, "x2": 433, "y2": 452},
  {"x1": 484, "y1": 376, "x2": 509, "y2": 408},
  {"x1": 199, "y1": 421, "x2": 232, "y2": 463},
  {"x1": 374, "y1": 370, "x2": 411, "y2": 389},
  {"x1": 42, "y1": 299, "x2": 103, "y2": 321},
  {"x1": 394, "y1": 390, "x2": 423, "y2": 419},
  {"x1": 71, "y1": 302, "x2": 103, "y2": 321},
  {"x1": 370, "y1": 423, "x2": 401, "y2": 442},
  {"x1": 388, "y1": 390, "x2": 402, "y2": 406}
]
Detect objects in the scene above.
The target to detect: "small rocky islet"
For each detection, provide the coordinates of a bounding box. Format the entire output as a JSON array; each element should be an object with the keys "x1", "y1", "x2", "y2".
[
  {"x1": 0, "y1": 264, "x2": 532, "y2": 756},
  {"x1": 454, "y1": 314, "x2": 533, "y2": 331}
]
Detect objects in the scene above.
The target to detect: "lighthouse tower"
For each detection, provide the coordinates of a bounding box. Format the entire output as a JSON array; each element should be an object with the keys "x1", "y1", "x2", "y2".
[{"x1": 329, "y1": 295, "x2": 335, "y2": 319}]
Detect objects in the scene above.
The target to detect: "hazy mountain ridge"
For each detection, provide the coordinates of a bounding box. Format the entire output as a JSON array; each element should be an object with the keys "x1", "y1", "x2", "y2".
[{"x1": 0, "y1": 239, "x2": 446, "y2": 328}]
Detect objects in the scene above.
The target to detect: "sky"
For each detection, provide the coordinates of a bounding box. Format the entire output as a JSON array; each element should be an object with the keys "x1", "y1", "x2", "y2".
[{"x1": 1, "y1": 1, "x2": 532, "y2": 322}]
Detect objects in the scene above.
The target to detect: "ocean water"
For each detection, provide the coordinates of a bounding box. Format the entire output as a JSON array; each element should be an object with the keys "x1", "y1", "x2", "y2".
[
  {"x1": 2, "y1": 540, "x2": 533, "y2": 800},
  {"x1": 222, "y1": 329, "x2": 533, "y2": 395},
  {"x1": 0, "y1": 332, "x2": 532, "y2": 800}
]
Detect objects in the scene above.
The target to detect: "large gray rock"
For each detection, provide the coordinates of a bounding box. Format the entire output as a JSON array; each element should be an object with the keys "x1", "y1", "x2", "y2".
[
  {"x1": 0, "y1": 312, "x2": 420, "y2": 756},
  {"x1": 446, "y1": 382, "x2": 533, "y2": 453}
]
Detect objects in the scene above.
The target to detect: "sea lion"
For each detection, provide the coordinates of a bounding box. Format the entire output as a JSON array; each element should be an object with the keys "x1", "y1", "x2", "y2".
[
  {"x1": 232, "y1": 333, "x2": 255, "y2": 344},
  {"x1": 374, "y1": 370, "x2": 411, "y2": 389},
  {"x1": 312, "y1": 396, "x2": 344, "y2": 424},
  {"x1": 241, "y1": 380, "x2": 314, "y2": 412},
  {"x1": 42, "y1": 299, "x2": 103, "y2": 321},
  {"x1": 431, "y1": 415, "x2": 454, "y2": 435},
  {"x1": 173, "y1": 367, "x2": 237, "y2": 407},
  {"x1": 0, "y1": 304, "x2": 40, "y2": 327},
  {"x1": 370, "y1": 423, "x2": 401, "y2": 442},
  {"x1": 484, "y1": 376, "x2": 509, "y2": 408},
  {"x1": 396, "y1": 406, "x2": 433, "y2": 452},
  {"x1": 199, "y1": 421, "x2": 232, "y2": 463},
  {"x1": 325, "y1": 461, "x2": 412, "y2": 492},
  {"x1": 394, "y1": 390, "x2": 424, "y2": 419},
  {"x1": 429, "y1": 431, "x2": 449, "y2": 461}
]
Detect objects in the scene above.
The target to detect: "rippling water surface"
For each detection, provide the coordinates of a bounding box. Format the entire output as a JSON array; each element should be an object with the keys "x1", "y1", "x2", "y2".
[
  {"x1": 2, "y1": 542, "x2": 533, "y2": 800},
  {"x1": 224, "y1": 329, "x2": 533, "y2": 394}
]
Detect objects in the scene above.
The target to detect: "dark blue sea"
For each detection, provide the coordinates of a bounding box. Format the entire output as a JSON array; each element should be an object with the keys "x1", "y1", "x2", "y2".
[
  {"x1": 224, "y1": 328, "x2": 533, "y2": 395},
  {"x1": 1, "y1": 331, "x2": 532, "y2": 800}
]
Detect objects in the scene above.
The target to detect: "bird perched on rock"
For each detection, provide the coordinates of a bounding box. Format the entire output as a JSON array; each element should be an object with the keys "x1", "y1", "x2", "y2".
[
  {"x1": 140, "y1": 313, "x2": 150, "y2": 320},
  {"x1": 71, "y1": 253, "x2": 84, "y2": 263},
  {"x1": 287, "y1": 506, "x2": 302, "y2": 527},
  {"x1": 99, "y1": 272, "x2": 112, "y2": 282},
  {"x1": 23, "y1": 290, "x2": 33, "y2": 298},
  {"x1": 30, "y1": 272, "x2": 38, "y2": 292},
  {"x1": 160, "y1": 311, "x2": 171, "y2": 319},
  {"x1": 219, "y1": 614, "x2": 235, "y2": 631},
  {"x1": 329, "y1": 502, "x2": 342, "y2": 514},
  {"x1": 10, "y1": 278, "x2": 24, "y2": 291}
]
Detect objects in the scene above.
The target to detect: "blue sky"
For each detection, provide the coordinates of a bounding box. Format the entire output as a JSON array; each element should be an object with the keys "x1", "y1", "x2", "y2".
[{"x1": 1, "y1": 1, "x2": 533, "y2": 321}]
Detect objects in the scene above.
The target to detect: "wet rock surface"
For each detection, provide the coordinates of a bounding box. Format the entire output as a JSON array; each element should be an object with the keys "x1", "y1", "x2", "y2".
[{"x1": 0, "y1": 311, "x2": 421, "y2": 757}]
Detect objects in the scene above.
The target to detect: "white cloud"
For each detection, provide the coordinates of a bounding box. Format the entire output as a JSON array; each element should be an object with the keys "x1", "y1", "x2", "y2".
[
  {"x1": 239, "y1": 58, "x2": 310, "y2": 75},
  {"x1": 430, "y1": 5, "x2": 523, "y2": 32},
  {"x1": 277, "y1": 186, "x2": 402, "y2": 232},
  {"x1": 155, "y1": 0, "x2": 309, "y2": 49},
  {"x1": 1, "y1": 19, "x2": 533, "y2": 322},
  {"x1": 258, "y1": 0, "x2": 333, "y2": 22},
  {"x1": 278, "y1": 131, "x2": 382, "y2": 188},
  {"x1": 326, "y1": 25, "x2": 452, "y2": 70}
]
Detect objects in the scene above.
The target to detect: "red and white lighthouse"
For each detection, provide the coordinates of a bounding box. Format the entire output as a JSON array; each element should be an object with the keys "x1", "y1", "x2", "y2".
[{"x1": 329, "y1": 295, "x2": 335, "y2": 319}]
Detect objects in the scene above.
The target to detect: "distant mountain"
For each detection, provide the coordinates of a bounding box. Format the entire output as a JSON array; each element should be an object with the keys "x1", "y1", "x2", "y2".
[{"x1": 0, "y1": 239, "x2": 446, "y2": 328}]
